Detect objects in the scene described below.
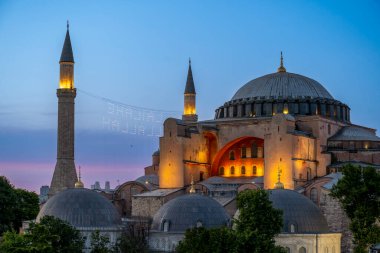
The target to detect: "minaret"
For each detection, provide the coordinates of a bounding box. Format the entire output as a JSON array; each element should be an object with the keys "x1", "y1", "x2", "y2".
[
  {"x1": 49, "y1": 22, "x2": 78, "y2": 197},
  {"x1": 182, "y1": 58, "x2": 198, "y2": 122}
]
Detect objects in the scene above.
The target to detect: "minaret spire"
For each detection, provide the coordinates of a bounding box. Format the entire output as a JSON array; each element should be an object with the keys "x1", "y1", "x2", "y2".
[
  {"x1": 277, "y1": 51, "x2": 286, "y2": 73},
  {"x1": 49, "y1": 24, "x2": 77, "y2": 197},
  {"x1": 182, "y1": 58, "x2": 198, "y2": 122},
  {"x1": 189, "y1": 175, "x2": 196, "y2": 194},
  {"x1": 274, "y1": 164, "x2": 284, "y2": 189}
]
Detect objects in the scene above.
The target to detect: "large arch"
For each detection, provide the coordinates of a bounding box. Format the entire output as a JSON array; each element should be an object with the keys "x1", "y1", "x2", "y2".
[{"x1": 210, "y1": 136, "x2": 264, "y2": 177}]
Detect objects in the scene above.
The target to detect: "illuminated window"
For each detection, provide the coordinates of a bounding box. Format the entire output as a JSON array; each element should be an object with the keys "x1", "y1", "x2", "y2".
[
  {"x1": 299, "y1": 247, "x2": 306, "y2": 253},
  {"x1": 229, "y1": 151, "x2": 235, "y2": 160},
  {"x1": 252, "y1": 166, "x2": 257, "y2": 175},
  {"x1": 241, "y1": 146, "x2": 246, "y2": 158},
  {"x1": 230, "y1": 166, "x2": 235, "y2": 175},
  {"x1": 241, "y1": 166, "x2": 246, "y2": 175},
  {"x1": 310, "y1": 188, "x2": 318, "y2": 204},
  {"x1": 219, "y1": 167, "x2": 224, "y2": 176}
]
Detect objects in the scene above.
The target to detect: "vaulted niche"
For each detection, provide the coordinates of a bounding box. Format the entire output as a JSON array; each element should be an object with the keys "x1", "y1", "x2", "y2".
[{"x1": 211, "y1": 137, "x2": 264, "y2": 177}]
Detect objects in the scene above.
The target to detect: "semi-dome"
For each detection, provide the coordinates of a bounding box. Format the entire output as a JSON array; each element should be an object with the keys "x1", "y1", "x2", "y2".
[
  {"x1": 232, "y1": 72, "x2": 333, "y2": 101},
  {"x1": 269, "y1": 189, "x2": 329, "y2": 233},
  {"x1": 214, "y1": 59, "x2": 350, "y2": 123},
  {"x1": 37, "y1": 188, "x2": 121, "y2": 228},
  {"x1": 151, "y1": 194, "x2": 230, "y2": 232}
]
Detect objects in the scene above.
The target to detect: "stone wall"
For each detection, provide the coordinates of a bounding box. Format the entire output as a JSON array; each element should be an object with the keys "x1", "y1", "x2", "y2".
[
  {"x1": 275, "y1": 233, "x2": 341, "y2": 253},
  {"x1": 319, "y1": 188, "x2": 353, "y2": 253}
]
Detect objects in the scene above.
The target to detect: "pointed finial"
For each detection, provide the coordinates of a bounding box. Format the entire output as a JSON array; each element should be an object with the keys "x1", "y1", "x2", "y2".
[
  {"x1": 75, "y1": 166, "x2": 84, "y2": 188},
  {"x1": 274, "y1": 164, "x2": 284, "y2": 189},
  {"x1": 189, "y1": 57, "x2": 191, "y2": 66},
  {"x1": 67, "y1": 20, "x2": 69, "y2": 30},
  {"x1": 277, "y1": 51, "x2": 286, "y2": 73},
  {"x1": 189, "y1": 175, "x2": 196, "y2": 194}
]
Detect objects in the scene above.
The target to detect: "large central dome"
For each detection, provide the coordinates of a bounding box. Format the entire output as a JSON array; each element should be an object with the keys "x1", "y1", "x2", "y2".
[
  {"x1": 232, "y1": 72, "x2": 334, "y2": 101},
  {"x1": 214, "y1": 56, "x2": 350, "y2": 123}
]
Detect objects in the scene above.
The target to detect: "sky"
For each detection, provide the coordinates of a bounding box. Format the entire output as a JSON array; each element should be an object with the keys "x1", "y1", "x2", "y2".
[{"x1": 0, "y1": 1, "x2": 379, "y2": 192}]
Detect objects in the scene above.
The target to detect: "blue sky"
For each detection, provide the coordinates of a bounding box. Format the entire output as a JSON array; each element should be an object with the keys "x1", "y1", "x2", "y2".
[{"x1": 0, "y1": 1, "x2": 379, "y2": 192}]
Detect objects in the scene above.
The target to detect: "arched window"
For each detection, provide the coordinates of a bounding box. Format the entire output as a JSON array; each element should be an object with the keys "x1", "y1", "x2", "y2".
[
  {"x1": 241, "y1": 146, "x2": 247, "y2": 158},
  {"x1": 251, "y1": 142, "x2": 258, "y2": 158},
  {"x1": 306, "y1": 167, "x2": 312, "y2": 180},
  {"x1": 299, "y1": 247, "x2": 306, "y2": 253},
  {"x1": 241, "y1": 166, "x2": 246, "y2": 175},
  {"x1": 252, "y1": 166, "x2": 257, "y2": 175},
  {"x1": 332, "y1": 246, "x2": 335, "y2": 253},
  {"x1": 163, "y1": 220, "x2": 170, "y2": 232},
  {"x1": 324, "y1": 247, "x2": 328, "y2": 253},
  {"x1": 290, "y1": 223, "x2": 296, "y2": 233},
  {"x1": 285, "y1": 247, "x2": 291, "y2": 253},
  {"x1": 230, "y1": 166, "x2": 235, "y2": 175},
  {"x1": 229, "y1": 151, "x2": 235, "y2": 160},
  {"x1": 219, "y1": 167, "x2": 224, "y2": 176},
  {"x1": 257, "y1": 147, "x2": 263, "y2": 158},
  {"x1": 310, "y1": 188, "x2": 318, "y2": 204}
]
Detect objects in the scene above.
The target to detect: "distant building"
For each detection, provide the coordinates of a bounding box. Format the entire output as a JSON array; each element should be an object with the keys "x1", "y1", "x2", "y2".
[{"x1": 39, "y1": 185, "x2": 49, "y2": 204}]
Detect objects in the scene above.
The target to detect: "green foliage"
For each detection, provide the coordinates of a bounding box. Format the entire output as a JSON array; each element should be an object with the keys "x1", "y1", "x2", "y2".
[
  {"x1": 0, "y1": 216, "x2": 84, "y2": 253},
  {"x1": 330, "y1": 165, "x2": 380, "y2": 253},
  {"x1": 177, "y1": 227, "x2": 238, "y2": 253},
  {"x1": 116, "y1": 225, "x2": 149, "y2": 253},
  {"x1": 13, "y1": 188, "x2": 40, "y2": 231},
  {"x1": 0, "y1": 176, "x2": 40, "y2": 235},
  {"x1": 90, "y1": 230, "x2": 112, "y2": 253},
  {"x1": 0, "y1": 176, "x2": 17, "y2": 234},
  {"x1": 176, "y1": 189, "x2": 286, "y2": 253}
]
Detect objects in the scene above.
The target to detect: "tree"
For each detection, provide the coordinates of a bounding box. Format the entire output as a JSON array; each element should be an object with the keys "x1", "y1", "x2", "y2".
[
  {"x1": 0, "y1": 176, "x2": 40, "y2": 235},
  {"x1": 176, "y1": 189, "x2": 285, "y2": 253},
  {"x1": 116, "y1": 218, "x2": 150, "y2": 253},
  {"x1": 13, "y1": 188, "x2": 40, "y2": 231},
  {"x1": 330, "y1": 165, "x2": 380, "y2": 253},
  {"x1": 176, "y1": 227, "x2": 238, "y2": 253},
  {"x1": 0, "y1": 216, "x2": 84, "y2": 253},
  {"x1": 91, "y1": 230, "x2": 113, "y2": 253},
  {"x1": 0, "y1": 176, "x2": 17, "y2": 235},
  {"x1": 235, "y1": 189, "x2": 285, "y2": 253}
]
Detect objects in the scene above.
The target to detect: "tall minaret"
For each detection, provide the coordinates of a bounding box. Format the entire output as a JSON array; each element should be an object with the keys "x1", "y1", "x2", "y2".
[
  {"x1": 182, "y1": 59, "x2": 198, "y2": 122},
  {"x1": 49, "y1": 23, "x2": 78, "y2": 197}
]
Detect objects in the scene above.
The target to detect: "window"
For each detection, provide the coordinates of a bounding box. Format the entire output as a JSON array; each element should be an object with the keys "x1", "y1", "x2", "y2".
[
  {"x1": 324, "y1": 247, "x2": 328, "y2": 253},
  {"x1": 307, "y1": 167, "x2": 312, "y2": 180},
  {"x1": 290, "y1": 224, "x2": 296, "y2": 233},
  {"x1": 299, "y1": 247, "x2": 306, "y2": 253},
  {"x1": 285, "y1": 247, "x2": 291, "y2": 253},
  {"x1": 230, "y1": 166, "x2": 235, "y2": 175},
  {"x1": 219, "y1": 167, "x2": 224, "y2": 176},
  {"x1": 241, "y1": 166, "x2": 246, "y2": 175},
  {"x1": 163, "y1": 221, "x2": 170, "y2": 232},
  {"x1": 257, "y1": 147, "x2": 263, "y2": 158},
  {"x1": 241, "y1": 146, "x2": 247, "y2": 158},
  {"x1": 252, "y1": 166, "x2": 257, "y2": 175},
  {"x1": 229, "y1": 151, "x2": 235, "y2": 160},
  {"x1": 196, "y1": 221, "x2": 203, "y2": 228},
  {"x1": 251, "y1": 142, "x2": 258, "y2": 158},
  {"x1": 328, "y1": 124, "x2": 331, "y2": 135},
  {"x1": 310, "y1": 188, "x2": 318, "y2": 204}
]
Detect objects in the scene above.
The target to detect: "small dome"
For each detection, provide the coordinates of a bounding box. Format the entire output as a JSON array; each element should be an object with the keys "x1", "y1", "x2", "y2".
[
  {"x1": 269, "y1": 189, "x2": 329, "y2": 233},
  {"x1": 234, "y1": 190, "x2": 328, "y2": 233},
  {"x1": 231, "y1": 72, "x2": 333, "y2": 101},
  {"x1": 151, "y1": 194, "x2": 230, "y2": 232},
  {"x1": 37, "y1": 188, "x2": 121, "y2": 228},
  {"x1": 152, "y1": 150, "x2": 160, "y2": 156}
]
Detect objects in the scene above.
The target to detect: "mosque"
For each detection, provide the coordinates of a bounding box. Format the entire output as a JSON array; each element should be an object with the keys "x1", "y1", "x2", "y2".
[{"x1": 36, "y1": 26, "x2": 380, "y2": 253}]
